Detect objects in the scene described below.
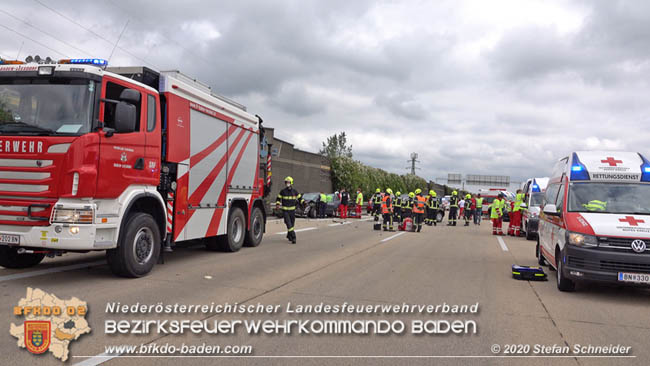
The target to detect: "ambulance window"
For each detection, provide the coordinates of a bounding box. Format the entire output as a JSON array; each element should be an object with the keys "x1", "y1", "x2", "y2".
[
  {"x1": 555, "y1": 184, "x2": 565, "y2": 211},
  {"x1": 103, "y1": 82, "x2": 141, "y2": 132},
  {"x1": 544, "y1": 184, "x2": 560, "y2": 207},
  {"x1": 147, "y1": 94, "x2": 156, "y2": 132}
]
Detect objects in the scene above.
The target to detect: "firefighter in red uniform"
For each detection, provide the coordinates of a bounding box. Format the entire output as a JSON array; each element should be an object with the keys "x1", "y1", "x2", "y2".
[
  {"x1": 381, "y1": 188, "x2": 394, "y2": 231},
  {"x1": 413, "y1": 189, "x2": 426, "y2": 232},
  {"x1": 276, "y1": 177, "x2": 304, "y2": 244}
]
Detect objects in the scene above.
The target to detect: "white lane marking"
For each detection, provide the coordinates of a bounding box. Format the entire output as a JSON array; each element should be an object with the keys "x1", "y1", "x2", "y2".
[
  {"x1": 328, "y1": 222, "x2": 352, "y2": 227},
  {"x1": 0, "y1": 260, "x2": 105, "y2": 282},
  {"x1": 381, "y1": 232, "x2": 405, "y2": 242},
  {"x1": 73, "y1": 352, "x2": 121, "y2": 366},
  {"x1": 497, "y1": 236, "x2": 509, "y2": 251},
  {"x1": 275, "y1": 227, "x2": 317, "y2": 235},
  {"x1": 360, "y1": 217, "x2": 374, "y2": 221}
]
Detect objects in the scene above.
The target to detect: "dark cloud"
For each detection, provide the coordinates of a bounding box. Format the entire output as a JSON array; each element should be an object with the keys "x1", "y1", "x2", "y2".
[{"x1": 2, "y1": 0, "x2": 650, "y2": 186}]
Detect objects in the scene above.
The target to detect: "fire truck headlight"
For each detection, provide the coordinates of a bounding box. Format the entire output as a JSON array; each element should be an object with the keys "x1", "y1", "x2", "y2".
[
  {"x1": 69, "y1": 226, "x2": 80, "y2": 235},
  {"x1": 38, "y1": 66, "x2": 54, "y2": 76},
  {"x1": 52, "y1": 208, "x2": 94, "y2": 224}
]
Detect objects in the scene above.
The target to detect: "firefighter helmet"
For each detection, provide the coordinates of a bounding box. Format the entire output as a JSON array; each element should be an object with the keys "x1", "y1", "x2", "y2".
[
  {"x1": 430, "y1": 190, "x2": 436, "y2": 196},
  {"x1": 396, "y1": 191, "x2": 401, "y2": 196},
  {"x1": 386, "y1": 188, "x2": 393, "y2": 194},
  {"x1": 452, "y1": 190, "x2": 458, "y2": 195},
  {"x1": 284, "y1": 176, "x2": 293, "y2": 184},
  {"x1": 409, "y1": 192, "x2": 415, "y2": 198},
  {"x1": 415, "y1": 188, "x2": 422, "y2": 195},
  {"x1": 376, "y1": 188, "x2": 381, "y2": 193}
]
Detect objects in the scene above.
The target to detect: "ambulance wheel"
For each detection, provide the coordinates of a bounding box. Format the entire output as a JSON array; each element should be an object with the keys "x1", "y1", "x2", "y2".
[
  {"x1": 107, "y1": 212, "x2": 160, "y2": 278},
  {"x1": 244, "y1": 207, "x2": 264, "y2": 247},
  {"x1": 556, "y1": 250, "x2": 575, "y2": 292},
  {"x1": 526, "y1": 224, "x2": 535, "y2": 241},
  {"x1": 220, "y1": 207, "x2": 246, "y2": 252},
  {"x1": 536, "y1": 240, "x2": 546, "y2": 266},
  {"x1": 0, "y1": 246, "x2": 45, "y2": 269}
]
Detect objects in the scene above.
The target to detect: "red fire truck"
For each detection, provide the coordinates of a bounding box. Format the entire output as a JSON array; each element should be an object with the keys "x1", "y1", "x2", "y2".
[{"x1": 0, "y1": 58, "x2": 267, "y2": 277}]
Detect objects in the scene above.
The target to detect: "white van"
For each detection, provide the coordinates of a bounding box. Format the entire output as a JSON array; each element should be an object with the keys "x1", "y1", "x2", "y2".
[
  {"x1": 521, "y1": 177, "x2": 549, "y2": 240},
  {"x1": 538, "y1": 151, "x2": 650, "y2": 291}
]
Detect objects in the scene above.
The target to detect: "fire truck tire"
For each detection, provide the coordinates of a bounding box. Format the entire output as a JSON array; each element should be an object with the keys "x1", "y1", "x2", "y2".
[
  {"x1": 0, "y1": 246, "x2": 45, "y2": 269},
  {"x1": 205, "y1": 207, "x2": 246, "y2": 252},
  {"x1": 244, "y1": 207, "x2": 264, "y2": 247},
  {"x1": 107, "y1": 212, "x2": 161, "y2": 278}
]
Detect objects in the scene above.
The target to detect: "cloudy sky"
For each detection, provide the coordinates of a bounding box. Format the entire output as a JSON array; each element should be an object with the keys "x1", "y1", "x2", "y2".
[{"x1": 2, "y1": 0, "x2": 649, "y2": 184}]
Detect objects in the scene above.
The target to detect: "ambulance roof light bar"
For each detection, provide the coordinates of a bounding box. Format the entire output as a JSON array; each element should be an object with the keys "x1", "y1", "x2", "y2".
[
  {"x1": 570, "y1": 152, "x2": 590, "y2": 181},
  {"x1": 638, "y1": 153, "x2": 650, "y2": 182}
]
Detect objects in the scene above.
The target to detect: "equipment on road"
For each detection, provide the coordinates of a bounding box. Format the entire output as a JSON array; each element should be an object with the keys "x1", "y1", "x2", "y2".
[
  {"x1": 399, "y1": 217, "x2": 415, "y2": 232},
  {"x1": 511, "y1": 265, "x2": 547, "y2": 281},
  {"x1": 0, "y1": 60, "x2": 267, "y2": 277}
]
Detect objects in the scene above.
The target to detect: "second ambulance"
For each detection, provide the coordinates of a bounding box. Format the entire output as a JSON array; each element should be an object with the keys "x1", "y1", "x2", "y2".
[{"x1": 538, "y1": 151, "x2": 650, "y2": 291}]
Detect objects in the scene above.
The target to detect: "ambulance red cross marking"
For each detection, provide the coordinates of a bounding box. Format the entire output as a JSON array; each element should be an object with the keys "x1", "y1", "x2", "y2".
[
  {"x1": 601, "y1": 157, "x2": 623, "y2": 166},
  {"x1": 619, "y1": 216, "x2": 645, "y2": 226}
]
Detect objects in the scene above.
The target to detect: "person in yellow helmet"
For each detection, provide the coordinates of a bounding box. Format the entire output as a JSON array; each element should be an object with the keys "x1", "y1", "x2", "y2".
[
  {"x1": 426, "y1": 190, "x2": 438, "y2": 226},
  {"x1": 276, "y1": 176, "x2": 304, "y2": 244},
  {"x1": 382, "y1": 188, "x2": 394, "y2": 231},
  {"x1": 393, "y1": 191, "x2": 403, "y2": 224},
  {"x1": 463, "y1": 193, "x2": 472, "y2": 226},
  {"x1": 371, "y1": 188, "x2": 383, "y2": 222},
  {"x1": 448, "y1": 190, "x2": 459, "y2": 226},
  {"x1": 413, "y1": 189, "x2": 426, "y2": 232}
]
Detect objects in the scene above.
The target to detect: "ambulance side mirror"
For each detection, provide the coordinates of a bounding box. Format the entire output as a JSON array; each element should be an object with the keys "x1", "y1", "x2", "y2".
[{"x1": 543, "y1": 204, "x2": 560, "y2": 216}]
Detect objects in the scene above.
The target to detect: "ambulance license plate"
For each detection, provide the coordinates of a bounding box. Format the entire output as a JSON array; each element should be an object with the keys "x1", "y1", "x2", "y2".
[
  {"x1": 618, "y1": 272, "x2": 650, "y2": 284},
  {"x1": 0, "y1": 234, "x2": 19, "y2": 245}
]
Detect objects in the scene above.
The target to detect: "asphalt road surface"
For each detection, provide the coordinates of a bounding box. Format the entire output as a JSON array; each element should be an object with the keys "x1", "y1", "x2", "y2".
[{"x1": 1, "y1": 215, "x2": 648, "y2": 366}]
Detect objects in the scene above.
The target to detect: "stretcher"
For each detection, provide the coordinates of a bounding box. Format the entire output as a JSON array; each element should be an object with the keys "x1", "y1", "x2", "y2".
[{"x1": 511, "y1": 265, "x2": 547, "y2": 281}]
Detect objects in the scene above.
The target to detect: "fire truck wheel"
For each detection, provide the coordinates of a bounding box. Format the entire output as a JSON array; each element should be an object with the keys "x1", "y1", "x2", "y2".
[
  {"x1": 244, "y1": 207, "x2": 264, "y2": 247},
  {"x1": 107, "y1": 212, "x2": 161, "y2": 278},
  {"x1": 207, "y1": 207, "x2": 246, "y2": 252},
  {"x1": 0, "y1": 246, "x2": 45, "y2": 269}
]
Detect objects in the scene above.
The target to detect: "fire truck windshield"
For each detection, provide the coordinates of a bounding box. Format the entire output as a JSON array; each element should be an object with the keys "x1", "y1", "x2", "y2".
[{"x1": 0, "y1": 78, "x2": 96, "y2": 135}]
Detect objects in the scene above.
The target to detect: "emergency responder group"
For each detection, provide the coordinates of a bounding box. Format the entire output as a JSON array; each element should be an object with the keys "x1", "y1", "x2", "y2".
[{"x1": 277, "y1": 175, "x2": 520, "y2": 241}]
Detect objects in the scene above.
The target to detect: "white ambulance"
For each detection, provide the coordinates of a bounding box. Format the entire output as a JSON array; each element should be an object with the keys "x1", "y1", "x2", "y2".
[
  {"x1": 538, "y1": 151, "x2": 650, "y2": 292},
  {"x1": 521, "y1": 177, "x2": 549, "y2": 240}
]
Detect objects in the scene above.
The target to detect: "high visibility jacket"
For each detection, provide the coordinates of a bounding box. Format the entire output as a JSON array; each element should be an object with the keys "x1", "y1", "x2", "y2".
[
  {"x1": 319, "y1": 193, "x2": 326, "y2": 202},
  {"x1": 381, "y1": 195, "x2": 392, "y2": 214},
  {"x1": 476, "y1": 198, "x2": 483, "y2": 208},
  {"x1": 394, "y1": 196, "x2": 402, "y2": 208},
  {"x1": 490, "y1": 198, "x2": 503, "y2": 219},
  {"x1": 449, "y1": 195, "x2": 459, "y2": 208},
  {"x1": 426, "y1": 195, "x2": 438, "y2": 209},
  {"x1": 373, "y1": 193, "x2": 383, "y2": 205},
  {"x1": 513, "y1": 193, "x2": 524, "y2": 212},
  {"x1": 356, "y1": 192, "x2": 363, "y2": 205},
  {"x1": 413, "y1": 195, "x2": 426, "y2": 214},
  {"x1": 276, "y1": 187, "x2": 304, "y2": 211},
  {"x1": 402, "y1": 197, "x2": 413, "y2": 211},
  {"x1": 583, "y1": 200, "x2": 607, "y2": 211}
]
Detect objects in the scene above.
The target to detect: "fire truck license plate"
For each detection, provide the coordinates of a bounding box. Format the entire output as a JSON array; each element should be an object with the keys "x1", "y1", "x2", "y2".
[
  {"x1": 0, "y1": 234, "x2": 19, "y2": 245},
  {"x1": 618, "y1": 272, "x2": 650, "y2": 284}
]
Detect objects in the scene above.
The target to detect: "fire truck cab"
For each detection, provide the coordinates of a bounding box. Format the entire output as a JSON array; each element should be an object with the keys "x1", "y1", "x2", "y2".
[{"x1": 0, "y1": 58, "x2": 266, "y2": 277}]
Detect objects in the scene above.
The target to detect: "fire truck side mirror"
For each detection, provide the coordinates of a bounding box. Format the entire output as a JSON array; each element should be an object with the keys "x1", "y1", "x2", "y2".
[
  {"x1": 119, "y1": 88, "x2": 141, "y2": 104},
  {"x1": 115, "y1": 102, "x2": 137, "y2": 133}
]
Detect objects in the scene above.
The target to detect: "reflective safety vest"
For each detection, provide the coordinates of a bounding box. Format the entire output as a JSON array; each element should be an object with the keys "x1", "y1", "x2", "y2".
[
  {"x1": 319, "y1": 193, "x2": 326, "y2": 202},
  {"x1": 381, "y1": 195, "x2": 392, "y2": 214},
  {"x1": 490, "y1": 199, "x2": 503, "y2": 219},
  {"x1": 402, "y1": 198, "x2": 412, "y2": 211},
  {"x1": 583, "y1": 200, "x2": 607, "y2": 211},
  {"x1": 476, "y1": 198, "x2": 483, "y2": 208},
  {"x1": 427, "y1": 196, "x2": 438, "y2": 209},
  {"x1": 276, "y1": 187, "x2": 304, "y2": 211},
  {"x1": 356, "y1": 192, "x2": 363, "y2": 205},
  {"x1": 413, "y1": 195, "x2": 426, "y2": 214},
  {"x1": 449, "y1": 195, "x2": 459, "y2": 208},
  {"x1": 513, "y1": 193, "x2": 524, "y2": 212}
]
